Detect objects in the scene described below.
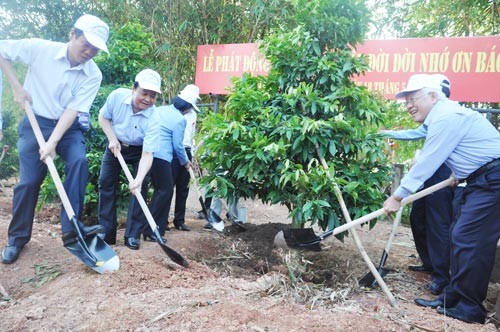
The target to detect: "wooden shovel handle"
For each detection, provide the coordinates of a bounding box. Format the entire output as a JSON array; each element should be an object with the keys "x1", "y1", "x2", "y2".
[
  {"x1": 24, "y1": 102, "x2": 75, "y2": 218},
  {"x1": 115, "y1": 152, "x2": 160, "y2": 235},
  {"x1": 331, "y1": 176, "x2": 456, "y2": 237}
]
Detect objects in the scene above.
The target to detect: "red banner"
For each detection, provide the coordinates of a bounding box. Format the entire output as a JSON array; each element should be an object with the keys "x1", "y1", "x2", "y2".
[
  {"x1": 195, "y1": 37, "x2": 500, "y2": 102},
  {"x1": 353, "y1": 36, "x2": 500, "y2": 102},
  {"x1": 195, "y1": 43, "x2": 271, "y2": 95}
]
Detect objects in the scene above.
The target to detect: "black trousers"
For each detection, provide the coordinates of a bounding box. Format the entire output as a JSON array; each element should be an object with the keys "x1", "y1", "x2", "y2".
[
  {"x1": 98, "y1": 145, "x2": 148, "y2": 240},
  {"x1": 149, "y1": 157, "x2": 173, "y2": 235},
  {"x1": 409, "y1": 163, "x2": 453, "y2": 287},
  {"x1": 169, "y1": 148, "x2": 192, "y2": 227},
  {"x1": 440, "y1": 165, "x2": 500, "y2": 321}
]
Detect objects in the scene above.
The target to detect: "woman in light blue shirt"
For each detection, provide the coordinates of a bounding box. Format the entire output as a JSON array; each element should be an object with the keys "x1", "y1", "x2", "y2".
[{"x1": 130, "y1": 90, "x2": 194, "y2": 236}]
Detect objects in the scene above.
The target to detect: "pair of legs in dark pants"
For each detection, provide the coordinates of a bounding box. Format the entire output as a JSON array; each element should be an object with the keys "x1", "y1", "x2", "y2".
[
  {"x1": 7, "y1": 115, "x2": 88, "y2": 249},
  {"x1": 168, "y1": 148, "x2": 192, "y2": 227},
  {"x1": 409, "y1": 164, "x2": 453, "y2": 288},
  {"x1": 438, "y1": 166, "x2": 500, "y2": 322},
  {"x1": 149, "y1": 158, "x2": 174, "y2": 235},
  {"x1": 98, "y1": 145, "x2": 148, "y2": 242}
]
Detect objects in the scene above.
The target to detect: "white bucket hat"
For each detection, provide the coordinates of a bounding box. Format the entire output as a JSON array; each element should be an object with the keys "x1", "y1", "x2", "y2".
[
  {"x1": 135, "y1": 69, "x2": 162, "y2": 93},
  {"x1": 74, "y1": 14, "x2": 109, "y2": 54},
  {"x1": 178, "y1": 84, "x2": 201, "y2": 112}
]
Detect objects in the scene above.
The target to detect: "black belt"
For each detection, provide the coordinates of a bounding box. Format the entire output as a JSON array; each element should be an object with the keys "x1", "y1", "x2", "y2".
[
  {"x1": 119, "y1": 141, "x2": 141, "y2": 148},
  {"x1": 465, "y1": 157, "x2": 500, "y2": 183},
  {"x1": 34, "y1": 114, "x2": 59, "y2": 125}
]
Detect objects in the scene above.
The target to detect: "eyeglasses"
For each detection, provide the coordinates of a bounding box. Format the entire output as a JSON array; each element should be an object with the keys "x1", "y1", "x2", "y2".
[{"x1": 405, "y1": 93, "x2": 430, "y2": 106}]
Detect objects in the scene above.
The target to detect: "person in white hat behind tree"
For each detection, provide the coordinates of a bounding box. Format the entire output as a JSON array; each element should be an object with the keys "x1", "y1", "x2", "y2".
[
  {"x1": 0, "y1": 14, "x2": 109, "y2": 264},
  {"x1": 166, "y1": 85, "x2": 201, "y2": 232},
  {"x1": 97, "y1": 69, "x2": 162, "y2": 250}
]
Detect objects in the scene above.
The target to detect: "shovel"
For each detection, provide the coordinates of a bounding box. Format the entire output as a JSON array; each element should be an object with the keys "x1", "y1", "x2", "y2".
[
  {"x1": 315, "y1": 149, "x2": 398, "y2": 306},
  {"x1": 210, "y1": 198, "x2": 247, "y2": 232},
  {"x1": 116, "y1": 152, "x2": 189, "y2": 267},
  {"x1": 279, "y1": 176, "x2": 456, "y2": 251},
  {"x1": 0, "y1": 145, "x2": 9, "y2": 191},
  {"x1": 188, "y1": 167, "x2": 224, "y2": 232},
  {"x1": 358, "y1": 207, "x2": 403, "y2": 288},
  {"x1": 24, "y1": 102, "x2": 119, "y2": 273}
]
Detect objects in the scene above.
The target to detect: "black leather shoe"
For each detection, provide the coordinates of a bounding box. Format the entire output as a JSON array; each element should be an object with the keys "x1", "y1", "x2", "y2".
[
  {"x1": 175, "y1": 224, "x2": 190, "y2": 231},
  {"x1": 415, "y1": 298, "x2": 444, "y2": 309},
  {"x1": 426, "y1": 281, "x2": 446, "y2": 295},
  {"x1": 124, "y1": 237, "x2": 140, "y2": 250},
  {"x1": 1, "y1": 245, "x2": 21, "y2": 264},
  {"x1": 62, "y1": 232, "x2": 78, "y2": 246},
  {"x1": 97, "y1": 233, "x2": 117, "y2": 245},
  {"x1": 164, "y1": 225, "x2": 171, "y2": 232},
  {"x1": 143, "y1": 234, "x2": 166, "y2": 242},
  {"x1": 62, "y1": 224, "x2": 104, "y2": 245},
  {"x1": 437, "y1": 306, "x2": 485, "y2": 324},
  {"x1": 409, "y1": 264, "x2": 433, "y2": 273},
  {"x1": 82, "y1": 224, "x2": 104, "y2": 237},
  {"x1": 203, "y1": 222, "x2": 213, "y2": 229}
]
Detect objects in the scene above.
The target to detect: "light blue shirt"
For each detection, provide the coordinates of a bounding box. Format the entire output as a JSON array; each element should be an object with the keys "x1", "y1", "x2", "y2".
[
  {"x1": 99, "y1": 88, "x2": 160, "y2": 152},
  {"x1": 0, "y1": 38, "x2": 102, "y2": 119},
  {"x1": 395, "y1": 99, "x2": 500, "y2": 198},
  {"x1": 154, "y1": 105, "x2": 188, "y2": 165},
  {"x1": 382, "y1": 125, "x2": 427, "y2": 141}
]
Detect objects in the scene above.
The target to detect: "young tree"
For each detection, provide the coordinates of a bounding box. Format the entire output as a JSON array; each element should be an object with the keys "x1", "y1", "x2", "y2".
[{"x1": 200, "y1": 0, "x2": 392, "y2": 231}]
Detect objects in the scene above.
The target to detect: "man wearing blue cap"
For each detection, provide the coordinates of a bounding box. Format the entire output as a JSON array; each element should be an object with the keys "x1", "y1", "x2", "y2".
[{"x1": 0, "y1": 14, "x2": 110, "y2": 264}]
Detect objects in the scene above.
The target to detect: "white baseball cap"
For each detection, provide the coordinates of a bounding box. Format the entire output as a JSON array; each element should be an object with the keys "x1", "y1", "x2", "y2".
[
  {"x1": 74, "y1": 14, "x2": 109, "y2": 54},
  {"x1": 395, "y1": 74, "x2": 443, "y2": 99},
  {"x1": 178, "y1": 84, "x2": 201, "y2": 112},
  {"x1": 135, "y1": 69, "x2": 162, "y2": 93}
]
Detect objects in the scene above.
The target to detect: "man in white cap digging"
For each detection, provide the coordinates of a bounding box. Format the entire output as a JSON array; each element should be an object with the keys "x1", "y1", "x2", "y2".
[
  {"x1": 97, "y1": 69, "x2": 162, "y2": 250},
  {"x1": 382, "y1": 74, "x2": 454, "y2": 296},
  {"x1": 0, "y1": 14, "x2": 109, "y2": 264},
  {"x1": 384, "y1": 73, "x2": 500, "y2": 324}
]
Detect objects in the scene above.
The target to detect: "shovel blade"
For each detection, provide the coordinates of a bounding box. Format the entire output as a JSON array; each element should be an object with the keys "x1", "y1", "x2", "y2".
[
  {"x1": 209, "y1": 209, "x2": 246, "y2": 232},
  {"x1": 152, "y1": 228, "x2": 189, "y2": 267},
  {"x1": 207, "y1": 209, "x2": 225, "y2": 232},
  {"x1": 358, "y1": 267, "x2": 391, "y2": 288},
  {"x1": 64, "y1": 235, "x2": 120, "y2": 273},
  {"x1": 279, "y1": 228, "x2": 322, "y2": 252},
  {"x1": 159, "y1": 243, "x2": 189, "y2": 267}
]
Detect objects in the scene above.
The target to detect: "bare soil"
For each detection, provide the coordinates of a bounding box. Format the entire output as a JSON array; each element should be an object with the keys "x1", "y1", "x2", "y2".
[{"x1": 0, "y1": 178, "x2": 498, "y2": 332}]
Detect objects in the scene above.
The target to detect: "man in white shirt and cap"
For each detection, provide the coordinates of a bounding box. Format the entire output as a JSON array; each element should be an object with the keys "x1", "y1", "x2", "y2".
[
  {"x1": 0, "y1": 14, "x2": 110, "y2": 264},
  {"x1": 385, "y1": 74, "x2": 500, "y2": 324},
  {"x1": 97, "y1": 69, "x2": 161, "y2": 250}
]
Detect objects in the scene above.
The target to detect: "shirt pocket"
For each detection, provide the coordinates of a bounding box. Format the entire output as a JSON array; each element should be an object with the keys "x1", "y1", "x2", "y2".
[{"x1": 54, "y1": 83, "x2": 75, "y2": 108}]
